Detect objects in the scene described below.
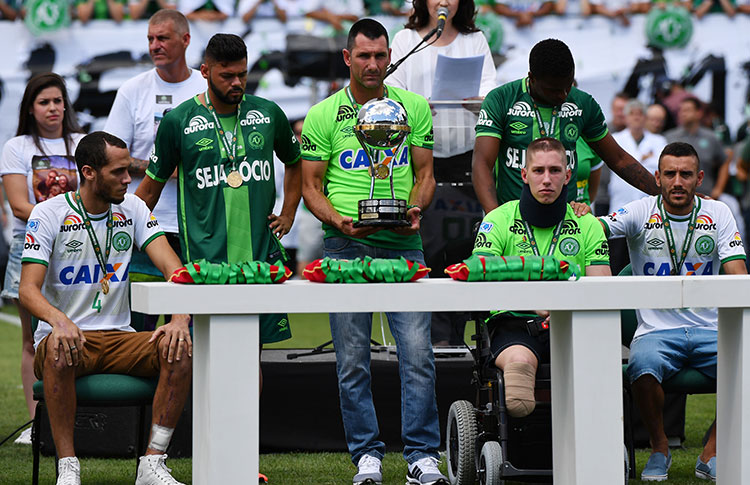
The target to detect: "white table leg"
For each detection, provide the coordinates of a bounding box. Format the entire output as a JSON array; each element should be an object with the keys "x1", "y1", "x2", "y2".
[
  {"x1": 717, "y1": 308, "x2": 750, "y2": 484},
  {"x1": 193, "y1": 314, "x2": 260, "y2": 484},
  {"x1": 550, "y1": 310, "x2": 624, "y2": 485}
]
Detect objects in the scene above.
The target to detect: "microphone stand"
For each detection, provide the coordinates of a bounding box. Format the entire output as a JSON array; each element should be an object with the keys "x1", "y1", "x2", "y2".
[{"x1": 384, "y1": 27, "x2": 440, "y2": 79}]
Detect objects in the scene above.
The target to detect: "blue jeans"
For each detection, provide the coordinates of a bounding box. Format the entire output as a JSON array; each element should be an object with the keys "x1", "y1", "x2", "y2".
[
  {"x1": 324, "y1": 237, "x2": 440, "y2": 465},
  {"x1": 627, "y1": 327, "x2": 717, "y2": 384}
]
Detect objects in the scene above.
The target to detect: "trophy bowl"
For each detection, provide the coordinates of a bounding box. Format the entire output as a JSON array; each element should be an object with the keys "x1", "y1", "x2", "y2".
[{"x1": 352, "y1": 98, "x2": 412, "y2": 228}]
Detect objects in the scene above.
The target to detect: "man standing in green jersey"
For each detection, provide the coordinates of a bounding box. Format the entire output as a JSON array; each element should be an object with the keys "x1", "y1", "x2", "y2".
[
  {"x1": 473, "y1": 138, "x2": 611, "y2": 418},
  {"x1": 135, "y1": 34, "x2": 300, "y2": 483},
  {"x1": 300, "y1": 19, "x2": 447, "y2": 485},
  {"x1": 136, "y1": 33, "x2": 301, "y2": 345},
  {"x1": 472, "y1": 38, "x2": 659, "y2": 213}
]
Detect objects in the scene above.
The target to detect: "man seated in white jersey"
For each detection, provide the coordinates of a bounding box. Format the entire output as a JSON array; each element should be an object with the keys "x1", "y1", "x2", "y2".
[
  {"x1": 599, "y1": 142, "x2": 747, "y2": 482},
  {"x1": 18, "y1": 132, "x2": 192, "y2": 485}
]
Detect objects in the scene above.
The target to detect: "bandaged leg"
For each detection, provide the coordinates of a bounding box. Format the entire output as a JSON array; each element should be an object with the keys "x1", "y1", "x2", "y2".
[
  {"x1": 503, "y1": 362, "x2": 537, "y2": 418},
  {"x1": 148, "y1": 424, "x2": 174, "y2": 452}
]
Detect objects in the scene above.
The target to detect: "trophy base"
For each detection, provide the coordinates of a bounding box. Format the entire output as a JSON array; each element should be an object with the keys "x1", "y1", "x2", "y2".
[{"x1": 353, "y1": 198, "x2": 411, "y2": 228}]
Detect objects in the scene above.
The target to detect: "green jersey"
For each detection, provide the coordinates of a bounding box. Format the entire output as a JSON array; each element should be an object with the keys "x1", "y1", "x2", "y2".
[
  {"x1": 148, "y1": 94, "x2": 301, "y2": 264},
  {"x1": 473, "y1": 201, "x2": 609, "y2": 269},
  {"x1": 574, "y1": 138, "x2": 603, "y2": 205},
  {"x1": 301, "y1": 86, "x2": 433, "y2": 250},
  {"x1": 475, "y1": 77, "x2": 608, "y2": 205}
]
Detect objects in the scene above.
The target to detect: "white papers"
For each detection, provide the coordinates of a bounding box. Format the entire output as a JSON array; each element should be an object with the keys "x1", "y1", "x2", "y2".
[{"x1": 431, "y1": 54, "x2": 484, "y2": 102}]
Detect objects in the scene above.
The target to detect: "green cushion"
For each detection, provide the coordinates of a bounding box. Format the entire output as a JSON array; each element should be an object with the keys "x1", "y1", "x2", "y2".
[
  {"x1": 662, "y1": 368, "x2": 715, "y2": 394},
  {"x1": 33, "y1": 374, "x2": 158, "y2": 403}
]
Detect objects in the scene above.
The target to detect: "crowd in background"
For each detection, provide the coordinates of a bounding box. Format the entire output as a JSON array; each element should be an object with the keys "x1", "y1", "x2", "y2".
[{"x1": 3, "y1": 0, "x2": 750, "y2": 25}]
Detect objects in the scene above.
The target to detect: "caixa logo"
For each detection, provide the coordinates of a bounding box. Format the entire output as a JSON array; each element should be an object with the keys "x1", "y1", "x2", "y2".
[
  {"x1": 59, "y1": 262, "x2": 129, "y2": 285},
  {"x1": 24, "y1": 234, "x2": 40, "y2": 250},
  {"x1": 643, "y1": 261, "x2": 713, "y2": 276},
  {"x1": 339, "y1": 148, "x2": 408, "y2": 170},
  {"x1": 112, "y1": 212, "x2": 133, "y2": 228}
]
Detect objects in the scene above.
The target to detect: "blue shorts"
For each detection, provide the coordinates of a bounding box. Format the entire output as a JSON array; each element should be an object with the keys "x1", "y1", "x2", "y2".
[
  {"x1": 627, "y1": 327, "x2": 717, "y2": 384},
  {"x1": 1, "y1": 233, "x2": 24, "y2": 299}
]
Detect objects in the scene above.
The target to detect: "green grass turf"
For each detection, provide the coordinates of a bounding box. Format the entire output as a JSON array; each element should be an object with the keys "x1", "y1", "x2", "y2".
[{"x1": 0, "y1": 309, "x2": 717, "y2": 484}]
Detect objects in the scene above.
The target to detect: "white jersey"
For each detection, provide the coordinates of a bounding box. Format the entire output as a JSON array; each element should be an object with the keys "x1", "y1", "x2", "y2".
[
  {"x1": 609, "y1": 129, "x2": 666, "y2": 215},
  {"x1": 601, "y1": 195, "x2": 745, "y2": 338},
  {"x1": 22, "y1": 193, "x2": 164, "y2": 348},
  {"x1": 0, "y1": 134, "x2": 84, "y2": 236},
  {"x1": 104, "y1": 68, "x2": 206, "y2": 233}
]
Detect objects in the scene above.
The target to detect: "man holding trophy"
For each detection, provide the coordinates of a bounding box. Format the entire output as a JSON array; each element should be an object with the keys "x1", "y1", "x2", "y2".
[{"x1": 301, "y1": 18, "x2": 447, "y2": 485}]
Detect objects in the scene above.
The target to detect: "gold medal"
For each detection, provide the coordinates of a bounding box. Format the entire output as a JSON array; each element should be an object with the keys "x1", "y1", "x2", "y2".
[
  {"x1": 226, "y1": 170, "x2": 242, "y2": 188},
  {"x1": 101, "y1": 279, "x2": 110, "y2": 295},
  {"x1": 376, "y1": 164, "x2": 389, "y2": 179}
]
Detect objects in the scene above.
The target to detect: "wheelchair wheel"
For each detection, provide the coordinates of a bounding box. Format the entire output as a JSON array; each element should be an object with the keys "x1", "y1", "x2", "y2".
[
  {"x1": 446, "y1": 400, "x2": 477, "y2": 485},
  {"x1": 478, "y1": 441, "x2": 503, "y2": 485}
]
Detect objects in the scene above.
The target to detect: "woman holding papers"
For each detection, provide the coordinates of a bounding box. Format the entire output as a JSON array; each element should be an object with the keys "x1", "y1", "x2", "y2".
[{"x1": 389, "y1": 0, "x2": 496, "y2": 346}]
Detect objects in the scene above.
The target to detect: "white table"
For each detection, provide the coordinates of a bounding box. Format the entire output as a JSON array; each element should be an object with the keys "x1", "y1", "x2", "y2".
[{"x1": 132, "y1": 276, "x2": 746, "y2": 484}]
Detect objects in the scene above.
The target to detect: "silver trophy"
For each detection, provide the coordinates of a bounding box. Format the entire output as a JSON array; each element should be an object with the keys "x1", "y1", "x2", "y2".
[{"x1": 353, "y1": 97, "x2": 412, "y2": 227}]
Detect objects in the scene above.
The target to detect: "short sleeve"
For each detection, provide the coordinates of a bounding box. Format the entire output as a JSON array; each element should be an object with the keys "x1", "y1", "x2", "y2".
[
  {"x1": 406, "y1": 95, "x2": 434, "y2": 150},
  {"x1": 103, "y1": 88, "x2": 136, "y2": 150},
  {"x1": 0, "y1": 138, "x2": 28, "y2": 176},
  {"x1": 715, "y1": 201, "x2": 746, "y2": 263},
  {"x1": 300, "y1": 103, "x2": 331, "y2": 162},
  {"x1": 475, "y1": 87, "x2": 503, "y2": 139},
  {"x1": 599, "y1": 199, "x2": 643, "y2": 239},
  {"x1": 580, "y1": 92, "x2": 608, "y2": 143},
  {"x1": 131, "y1": 196, "x2": 165, "y2": 251},
  {"x1": 472, "y1": 214, "x2": 505, "y2": 256},
  {"x1": 582, "y1": 215, "x2": 609, "y2": 267},
  {"x1": 146, "y1": 109, "x2": 181, "y2": 183},
  {"x1": 21, "y1": 204, "x2": 54, "y2": 266},
  {"x1": 272, "y1": 103, "x2": 301, "y2": 165}
]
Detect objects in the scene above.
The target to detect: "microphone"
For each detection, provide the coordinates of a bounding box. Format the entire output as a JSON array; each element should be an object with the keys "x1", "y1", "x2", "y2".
[{"x1": 436, "y1": 7, "x2": 449, "y2": 38}]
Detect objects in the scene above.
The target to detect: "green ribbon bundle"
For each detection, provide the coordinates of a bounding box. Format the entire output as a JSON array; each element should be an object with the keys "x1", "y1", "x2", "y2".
[
  {"x1": 174, "y1": 259, "x2": 290, "y2": 284},
  {"x1": 449, "y1": 255, "x2": 580, "y2": 282},
  {"x1": 304, "y1": 256, "x2": 428, "y2": 283}
]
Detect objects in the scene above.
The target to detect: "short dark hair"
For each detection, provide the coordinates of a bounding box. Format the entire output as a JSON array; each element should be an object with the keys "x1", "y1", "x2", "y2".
[
  {"x1": 658, "y1": 142, "x2": 700, "y2": 171},
  {"x1": 75, "y1": 132, "x2": 127, "y2": 182},
  {"x1": 205, "y1": 33, "x2": 247, "y2": 64},
  {"x1": 526, "y1": 137, "x2": 566, "y2": 169},
  {"x1": 405, "y1": 0, "x2": 480, "y2": 35},
  {"x1": 347, "y1": 18, "x2": 389, "y2": 51},
  {"x1": 681, "y1": 97, "x2": 703, "y2": 112},
  {"x1": 529, "y1": 39, "x2": 574, "y2": 79}
]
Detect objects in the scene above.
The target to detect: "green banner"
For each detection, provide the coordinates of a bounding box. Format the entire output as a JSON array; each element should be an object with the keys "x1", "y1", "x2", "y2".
[
  {"x1": 25, "y1": 0, "x2": 70, "y2": 36},
  {"x1": 645, "y1": 5, "x2": 693, "y2": 49}
]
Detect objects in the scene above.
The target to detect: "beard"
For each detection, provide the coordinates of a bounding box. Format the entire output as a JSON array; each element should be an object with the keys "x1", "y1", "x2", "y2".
[
  {"x1": 208, "y1": 76, "x2": 243, "y2": 106},
  {"x1": 94, "y1": 179, "x2": 126, "y2": 205}
]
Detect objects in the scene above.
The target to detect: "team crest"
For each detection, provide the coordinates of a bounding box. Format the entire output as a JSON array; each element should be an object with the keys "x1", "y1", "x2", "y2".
[
  {"x1": 695, "y1": 235, "x2": 715, "y2": 255},
  {"x1": 559, "y1": 237, "x2": 580, "y2": 256},
  {"x1": 248, "y1": 132, "x2": 265, "y2": 150},
  {"x1": 113, "y1": 231, "x2": 132, "y2": 252}
]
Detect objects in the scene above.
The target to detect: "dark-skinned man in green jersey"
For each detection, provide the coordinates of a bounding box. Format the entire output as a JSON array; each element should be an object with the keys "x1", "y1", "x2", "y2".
[
  {"x1": 473, "y1": 137, "x2": 611, "y2": 418},
  {"x1": 135, "y1": 33, "x2": 300, "y2": 485},
  {"x1": 472, "y1": 38, "x2": 659, "y2": 213}
]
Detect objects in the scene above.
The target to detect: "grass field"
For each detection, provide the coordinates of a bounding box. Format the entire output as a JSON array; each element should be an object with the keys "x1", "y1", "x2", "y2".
[{"x1": 0, "y1": 309, "x2": 717, "y2": 484}]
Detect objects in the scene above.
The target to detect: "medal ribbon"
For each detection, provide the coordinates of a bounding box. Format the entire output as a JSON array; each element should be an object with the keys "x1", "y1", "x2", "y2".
[
  {"x1": 522, "y1": 219, "x2": 564, "y2": 257},
  {"x1": 657, "y1": 195, "x2": 699, "y2": 275},
  {"x1": 205, "y1": 90, "x2": 241, "y2": 171},
  {"x1": 527, "y1": 78, "x2": 559, "y2": 137},
  {"x1": 74, "y1": 191, "x2": 113, "y2": 288}
]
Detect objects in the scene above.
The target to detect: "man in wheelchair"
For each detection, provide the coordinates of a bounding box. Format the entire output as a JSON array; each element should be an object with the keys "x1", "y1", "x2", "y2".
[
  {"x1": 472, "y1": 137, "x2": 611, "y2": 418},
  {"x1": 599, "y1": 142, "x2": 747, "y2": 481}
]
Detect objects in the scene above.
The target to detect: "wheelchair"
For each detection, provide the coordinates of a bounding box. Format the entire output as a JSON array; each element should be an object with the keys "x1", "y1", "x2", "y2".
[{"x1": 445, "y1": 313, "x2": 630, "y2": 484}]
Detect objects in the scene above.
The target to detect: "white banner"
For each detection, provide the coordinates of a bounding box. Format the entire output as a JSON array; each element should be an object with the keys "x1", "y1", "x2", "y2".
[{"x1": 0, "y1": 14, "x2": 749, "y2": 147}]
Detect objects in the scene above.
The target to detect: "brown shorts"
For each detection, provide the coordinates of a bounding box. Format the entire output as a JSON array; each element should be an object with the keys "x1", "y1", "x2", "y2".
[{"x1": 34, "y1": 330, "x2": 164, "y2": 380}]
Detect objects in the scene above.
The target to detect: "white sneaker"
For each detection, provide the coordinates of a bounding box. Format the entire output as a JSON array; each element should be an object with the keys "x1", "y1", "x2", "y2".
[
  {"x1": 56, "y1": 457, "x2": 81, "y2": 485},
  {"x1": 407, "y1": 456, "x2": 449, "y2": 484},
  {"x1": 353, "y1": 454, "x2": 382, "y2": 485},
  {"x1": 135, "y1": 454, "x2": 185, "y2": 485},
  {"x1": 14, "y1": 427, "x2": 32, "y2": 445}
]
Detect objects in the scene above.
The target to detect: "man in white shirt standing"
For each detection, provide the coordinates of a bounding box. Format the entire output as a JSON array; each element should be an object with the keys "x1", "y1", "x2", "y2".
[
  {"x1": 609, "y1": 99, "x2": 667, "y2": 274},
  {"x1": 104, "y1": 9, "x2": 205, "y2": 301}
]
